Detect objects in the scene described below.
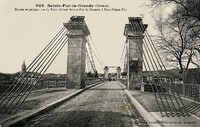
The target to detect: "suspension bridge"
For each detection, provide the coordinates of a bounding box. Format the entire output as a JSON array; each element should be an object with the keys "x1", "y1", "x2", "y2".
[{"x1": 0, "y1": 16, "x2": 200, "y2": 127}]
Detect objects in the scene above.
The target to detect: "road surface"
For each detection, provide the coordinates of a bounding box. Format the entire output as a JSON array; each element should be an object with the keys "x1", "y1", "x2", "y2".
[{"x1": 23, "y1": 81, "x2": 149, "y2": 127}]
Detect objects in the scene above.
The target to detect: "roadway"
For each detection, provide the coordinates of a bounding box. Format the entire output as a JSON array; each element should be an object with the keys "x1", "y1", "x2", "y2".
[{"x1": 24, "y1": 81, "x2": 149, "y2": 127}]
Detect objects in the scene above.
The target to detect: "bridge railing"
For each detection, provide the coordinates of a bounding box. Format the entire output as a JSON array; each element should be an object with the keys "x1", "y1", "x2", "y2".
[
  {"x1": 117, "y1": 78, "x2": 200, "y2": 102},
  {"x1": 0, "y1": 78, "x2": 106, "y2": 96},
  {"x1": 171, "y1": 83, "x2": 200, "y2": 102},
  {"x1": 40, "y1": 77, "x2": 106, "y2": 88}
]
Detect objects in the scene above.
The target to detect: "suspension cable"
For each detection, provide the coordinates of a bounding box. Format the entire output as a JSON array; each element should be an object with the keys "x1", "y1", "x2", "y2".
[
  {"x1": 0, "y1": 29, "x2": 68, "y2": 112},
  {"x1": 8, "y1": 19, "x2": 81, "y2": 114},
  {"x1": 135, "y1": 19, "x2": 188, "y2": 116},
  {"x1": 10, "y1": 18, "x2": 82, "y2": 114},
  {"x1": 0, "y1": 28, "x2": 67, "y2": 111},
  {"x1": 129, "y1": 20, "x2": 169, "y2": 116},
  {"x1": 7, "y1": 20, "x2": 81, "y2": 114},
  {"x1": 89, "y1": 35, "x2": 105, "y2": 66},
  {"x1": 137, "y1": 35, "x2": 164, "y2": 116},
  {"x1": 0, "y1": 27, "x2": 66, "y2": 100},
  {"x1": 0, "y1": 18, "x2": 81, "y2": 114},
  {"x1": 120, "y1": 41, "x2": 127, "y2": 65}
]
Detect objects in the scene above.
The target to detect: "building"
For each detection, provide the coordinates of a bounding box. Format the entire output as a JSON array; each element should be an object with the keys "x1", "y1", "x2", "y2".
[{"x1": 21, "y1": 60, "x2": 26, "y2": 73}]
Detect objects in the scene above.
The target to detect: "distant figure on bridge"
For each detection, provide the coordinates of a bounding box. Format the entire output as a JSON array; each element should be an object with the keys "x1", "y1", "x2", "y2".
[{"x1": 108, "y1": 73, "x2": 112, "y2": 81}]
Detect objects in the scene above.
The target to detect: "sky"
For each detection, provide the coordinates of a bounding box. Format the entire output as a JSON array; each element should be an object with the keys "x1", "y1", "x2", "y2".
[{"x1": 0, "y1": 0, "x2": 156, "y2": 74}]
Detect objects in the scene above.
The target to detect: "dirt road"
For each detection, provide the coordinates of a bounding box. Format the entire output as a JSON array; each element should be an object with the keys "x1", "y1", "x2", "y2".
[{"x1": 23, "y1": 81, "x2": 149, "y2": 127}]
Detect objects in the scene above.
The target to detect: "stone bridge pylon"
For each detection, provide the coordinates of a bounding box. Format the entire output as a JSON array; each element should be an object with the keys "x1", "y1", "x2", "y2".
[
  {"x1": 64, "y1": 16, "x2": 90, "y2": 89},
  {"x1": 124, "y1": 17, "x2": 147, "y2": 90}
]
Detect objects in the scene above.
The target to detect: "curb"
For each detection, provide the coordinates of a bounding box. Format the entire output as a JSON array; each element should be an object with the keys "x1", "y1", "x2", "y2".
[
  {"x1": 0, "y1": 81, "x2": 105, "y2": 127},
  {"x1": 117, "y1": 81, "x2": 162, "y2": 127}
]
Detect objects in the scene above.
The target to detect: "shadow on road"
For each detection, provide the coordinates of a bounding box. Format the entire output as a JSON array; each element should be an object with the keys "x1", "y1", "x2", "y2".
[{"x1": 177, "y1": 102, "x2": 200, "y2": 116}]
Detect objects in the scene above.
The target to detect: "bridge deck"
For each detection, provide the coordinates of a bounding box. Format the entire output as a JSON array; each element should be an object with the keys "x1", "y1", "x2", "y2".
[{"x1": 23, "y1": 81, "x2": 149, "y2": 127}]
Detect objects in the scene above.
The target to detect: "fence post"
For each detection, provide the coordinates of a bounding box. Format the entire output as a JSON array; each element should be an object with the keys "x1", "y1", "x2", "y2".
[{"x1": 182, "y1": 83, "x2": 185, "y2": 97}]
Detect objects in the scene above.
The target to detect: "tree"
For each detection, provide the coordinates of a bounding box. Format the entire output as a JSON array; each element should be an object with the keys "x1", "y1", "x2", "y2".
[
  {"x1": 152, "y1": 5, "x2": 200, "y2": 75},
  {"x1": 147, "y1": 0, "x2": 200, "y2": 74},
  {"x1": 149, "y1": 0, "x2": 200, "y2": 54},
  {"x1": 149, "y1": 0, "x2": 200, "y2": 20}
]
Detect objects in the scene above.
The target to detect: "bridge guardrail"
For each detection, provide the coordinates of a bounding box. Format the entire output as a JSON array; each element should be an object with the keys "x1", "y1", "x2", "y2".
[
  {"x1": 171, "y1": 83, "x2": 200, "y2": 102},
  {"x1": 117, "y1": 79, "x2": 200, "y2": 102}
]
